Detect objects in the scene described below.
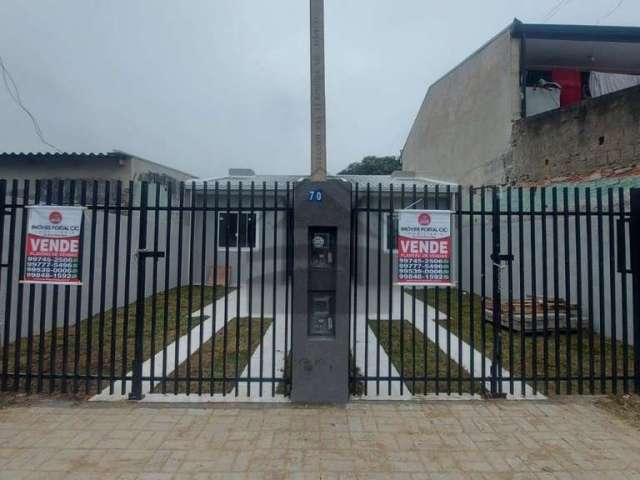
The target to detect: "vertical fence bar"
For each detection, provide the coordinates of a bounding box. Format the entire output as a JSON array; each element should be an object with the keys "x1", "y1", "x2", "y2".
[
  {"x1": 364, "y1": 184, "x2": 370, "y2": 396},
  {"x1": 480, "y1": 187, "x2": 486, "y2": 394},
  {"x1": 529, "y1": 188, "x2": 538, "y2": 395},
  {"x1": 352, "y1": 183, "x2": 359, "y2": 394},
  {"x1": 259, "y1": 182, "x2": 266, "y2": 397},
  {"x1": 13, "y1": 180, "x2": 29, "y2": 391},
  {"x1": 586, "y1": 188, "x2": 595, "y2": 394},
  {"x1": 271, "y1": 182, "x2": 278, "y2": 396},
  {"x1": 490, "y1": 187, "x2": 502, "y2": 397},
  {"x1": 574, "y1": 188, "x2": 584, "y2": 394},
  {"x1": 387, "y1": 184, "x2": 394, "y2": 396},
  {"x1": 26, "y1": 181, "x2": 41, "y2": 393},
  {"x1": 433, "y1": 184, "x2": 441, "y2": 395},
  {"x1": 552, "y1": 188, "x2": 560, "y2": 394},
  {"x1": 456, "y1": 185, "x2": 463, "y2": 395},
  {"x1": 597, "y1": 188, "x2": 606, "y2": 393},
  {"x1": 518, "y1": 187, "x2": 525, "y2": 396},
  {"x1": 376, "y1": 183, "x2": 382, "y2": 396},
  {"x1": 541, "y1": 188, "x2": 549, "y2": 395},
  {"x1": 1, "y1": 181, "x2": 17, "y2": 392},
  {"x1": 506, "y1": 187, "x2": 514, "y2": 395},
  {"x1": 630, "y1": 188, "x2": 640, "y2": 394},
  {"x1": 97, "y1": 181, "x2": 110, "y2": 393},
  {"x1": 210, "y1": 182, "x2": 219, "y2": 395},
  {"x1": 608, "y1": 188, "x2": 617, "y2": 394},
  {"x1": 619, "y1": 188, "x2": 629, "y2": 394},
  {"x1": 247, "y1": 182, "x2": 255, "y2": 396},
  {"x1": 150, "y1": 183, "x2": 160, "y2": 392},
  {"x1": 186, "y1": 181, "x2": 196, "y2": 395},
  {"x1": 236, "y1": 182, "x2": 243, "y2": 396},
  {"x1": 40, "y1": 181, "x2": 53, "y2": 393},
  {"x1": 61, "y1": 181, "x2": 75, "y2": 393},
  {"x1": 109, "y1": 181, "x2": 122, "y2": 394},
  {"x1": 73, "y1": 181, "x2": 87, "y2": 394},
  {"x1": 162, "y1": 183, "x2": 172, "y2": 394},
  {"x1": 130, "y1": 182, "x2": 149, "y2": 400},
  {"x1": 174, "y1": 183, "x2": 185, "y2": 394},
  {"x1": 284, "y1": 182, "x2": 290, "y2": 394},
  {"x1": 121, "y1": 182, "x2": 134, "y2": 395},
  {"x1": 398, "y1": 184, "x2": 405, "y2": 396},
  {"x1": 84, "y1": 181, "x2": 98, "y2": 393},
  {"x1": 0, "y1": 180, "x2": 7, "y2": 391},
  {"x1": 469, "y1": 187, "x2": 475, "y2": 395},
  {"x1": 198, "y1": 182, "x2": 208, "y2": 395},
  {"x1": 562, "y1": 188, "x2": 571, "y2": 394}
]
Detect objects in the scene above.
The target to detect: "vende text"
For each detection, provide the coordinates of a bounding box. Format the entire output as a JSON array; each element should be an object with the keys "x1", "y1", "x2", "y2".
[
  {"x1": 398, "y1": 238, "x2": 450, "y2": 259},
  {"x1": 27, "y1": 236, "x2": 80, "y2": 257}
]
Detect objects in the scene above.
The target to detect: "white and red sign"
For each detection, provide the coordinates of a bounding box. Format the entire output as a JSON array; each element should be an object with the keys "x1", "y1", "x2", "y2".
[
  {"x1": 23, "y1": 206, "x2": 84, "y2": 285},
  {"x1": 396, "y1": 209, "x2": 452, "y2": 286}
]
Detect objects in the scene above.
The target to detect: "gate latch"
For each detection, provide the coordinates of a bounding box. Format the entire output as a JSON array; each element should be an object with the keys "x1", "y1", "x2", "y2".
[
  {"x1": 490, "y1": 254, "x2": 514, "y2": 270},
  {"x1": 137, "y1": 249, "x2": 165, "y2": 260}
]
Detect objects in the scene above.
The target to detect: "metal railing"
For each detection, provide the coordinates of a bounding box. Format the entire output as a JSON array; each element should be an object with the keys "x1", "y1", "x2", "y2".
[
  {"x1": 0, "y1": 179, "x2": 293, "y2": 398},
  {"x1": 350, "y1": 184, "x2": 638, "y2": 397}
]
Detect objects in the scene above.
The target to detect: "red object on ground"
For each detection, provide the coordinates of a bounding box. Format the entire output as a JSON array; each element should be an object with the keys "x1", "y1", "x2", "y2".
[{"x1": 552, "y1": 69, "x2": 582, "y2": 106}]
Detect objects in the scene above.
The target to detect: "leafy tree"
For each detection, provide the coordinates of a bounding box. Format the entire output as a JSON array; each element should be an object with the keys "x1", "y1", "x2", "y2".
[{"x1": 338, "y1": 155, "x2": 401, "y2": 175}]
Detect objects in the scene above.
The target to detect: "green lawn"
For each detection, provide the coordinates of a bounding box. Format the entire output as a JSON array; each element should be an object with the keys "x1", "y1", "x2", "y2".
[
  {"x1": 153, "y1": 317, "x2": 273, "y2": 395},
  {"x1": 0, "y1": 285, "x2": 226, "y2": 395},
  {"x1": 412, "y1": 288, "x2": 634, "y2": 395},
  {"x1": 367, "y1": 319, "x2": 473, "y2": 395}
]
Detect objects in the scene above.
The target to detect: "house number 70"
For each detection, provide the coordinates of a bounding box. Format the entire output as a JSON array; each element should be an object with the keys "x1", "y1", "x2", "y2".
[{"x1": 308, "y1": 190, "x2": 323, "y2": 202}]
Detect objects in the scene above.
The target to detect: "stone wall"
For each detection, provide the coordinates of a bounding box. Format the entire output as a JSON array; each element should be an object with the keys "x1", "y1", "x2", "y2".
[{"x1": 509, "y1": 85, "x2": 640, "y2": 184}]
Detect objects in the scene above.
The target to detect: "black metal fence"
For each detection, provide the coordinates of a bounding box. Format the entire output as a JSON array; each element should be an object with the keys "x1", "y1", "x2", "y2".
[
  {"x1": 350, "y1": 184, "x2": 639, "y2": 397},
  {"x1": 0, "y1": 179, "x2": 293, "y2": 398},
  {"x1": 2, "y1": 179, "x2": 639, "y2": 400}
]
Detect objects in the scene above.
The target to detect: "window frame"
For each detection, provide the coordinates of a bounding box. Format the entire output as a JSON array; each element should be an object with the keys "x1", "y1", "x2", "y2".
[{"x1": 217, "y1": 211, "x2": 260, "y2": 251}]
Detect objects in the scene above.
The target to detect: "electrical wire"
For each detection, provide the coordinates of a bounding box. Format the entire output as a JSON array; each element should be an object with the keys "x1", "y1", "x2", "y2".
[
  {"x1": 541, "y1": 0, "x2": 572, "y2": 23},
  {"x1": 597, "y1": 0, "x2": 625, "y2": 24},
  {"x1": 0, "y1": 54, "x2": 62, "y2": 152}
]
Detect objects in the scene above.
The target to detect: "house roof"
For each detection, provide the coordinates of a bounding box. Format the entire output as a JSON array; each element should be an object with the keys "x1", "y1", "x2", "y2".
[
  {"x1": 190, "y1": 173, "x2": 457, "y2": 191},
  {"x1": 0, "y1": 151, "x2": 195, "y2": 178},
  {"x1": 511, "y1": 20, "x2": 640, "y2": 43},
  {"x1": 0, "y1": 152, "x2": 127, "y2": 161},
  {"x1": 512, "y1": 19, "x2": 640, "y2": 75}
]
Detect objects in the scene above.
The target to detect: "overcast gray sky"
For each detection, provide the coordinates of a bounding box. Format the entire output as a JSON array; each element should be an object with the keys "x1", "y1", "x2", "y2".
[{"x1": 1, "y1": 1, "x2": 639, "y2": 178}]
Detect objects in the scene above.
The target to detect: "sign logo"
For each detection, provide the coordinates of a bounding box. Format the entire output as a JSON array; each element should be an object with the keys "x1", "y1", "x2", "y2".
[
  {"x1": 418, "y1": 213, "x2": 431, "y2": 226},
  {"x1": 49, "y1": 211, "x2": 63, "y2": 224}
]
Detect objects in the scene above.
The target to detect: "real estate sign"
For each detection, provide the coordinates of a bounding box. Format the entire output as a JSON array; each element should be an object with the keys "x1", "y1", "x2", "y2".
[
  {"x1": 396, "y1": 209, "x2": 453, "y2": 286},
  {"x1": 22, "y1": 206, "x2": 84, "y2": 285}
]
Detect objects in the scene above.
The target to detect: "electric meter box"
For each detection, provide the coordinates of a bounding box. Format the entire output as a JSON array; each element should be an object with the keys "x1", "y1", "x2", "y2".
[{"x1": 291, "y1": 180, "x2": 351, "y2": 404}]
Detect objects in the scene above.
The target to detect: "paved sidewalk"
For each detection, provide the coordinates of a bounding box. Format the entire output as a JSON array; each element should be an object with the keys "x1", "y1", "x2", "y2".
[{"x1": 1, "y1": 398, "x2": 640, "y2": 479}]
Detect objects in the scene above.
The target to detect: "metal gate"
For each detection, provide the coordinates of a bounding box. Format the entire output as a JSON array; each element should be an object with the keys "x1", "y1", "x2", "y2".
[
  {"x1": 0, "y1": 179, "x2": 293, "y2": 399},
  {"x1": 349, "y1": 183, "x2": 638, "y2": 398}
]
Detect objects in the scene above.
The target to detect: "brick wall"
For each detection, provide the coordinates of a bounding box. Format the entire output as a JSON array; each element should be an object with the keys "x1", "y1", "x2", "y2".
[{"x1": 508, "y1": 85, "x2": 640, "y2": 184}]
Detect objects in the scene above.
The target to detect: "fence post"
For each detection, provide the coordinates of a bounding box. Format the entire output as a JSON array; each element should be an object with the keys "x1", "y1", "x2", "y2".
[
  {"x1": 0, "y1": 180, "x2": 6, "y2": 391},
  {"x1": 631, "y1": 189, "x2": 640, "y2": 394},
  {"x1": 130, "y1": 182, "x2": 149, "y2": 401},
  {"x1": 490, "y1": 187, "x2": 503, "y2": 397}
]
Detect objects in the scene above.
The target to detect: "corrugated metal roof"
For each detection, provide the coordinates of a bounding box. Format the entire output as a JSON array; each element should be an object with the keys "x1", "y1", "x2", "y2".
[
  {"x1": 189, "y1": 173, "x2": 457, "y2": 191},
  {"x1": 0, "y1": 151, "x2": 127, "y2": 160}
]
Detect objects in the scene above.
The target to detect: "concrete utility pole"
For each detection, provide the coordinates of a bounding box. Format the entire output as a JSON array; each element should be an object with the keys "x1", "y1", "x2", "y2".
[{"x1": 309, "y1": 0, "x2": 327, "y2": 181}]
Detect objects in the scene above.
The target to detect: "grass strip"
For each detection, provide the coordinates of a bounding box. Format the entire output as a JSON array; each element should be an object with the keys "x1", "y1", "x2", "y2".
[
  {"x1": 368, "y1": 319, "x2": 472, "y2": 395},
  {"x1": 154, "y1": 317, "x2": 273, "y2": 395},
  {"x1": 1, "y1": 285, "x2": 226, "y2": 394},
  {"x1": 412, "y1": 287, "x2": 634, "y2": 395}
]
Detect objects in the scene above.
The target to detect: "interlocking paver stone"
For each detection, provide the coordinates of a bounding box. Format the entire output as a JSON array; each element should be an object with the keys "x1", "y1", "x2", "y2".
[{"x1": 0, "y1": 397, "x2": 639, "y2": 478}]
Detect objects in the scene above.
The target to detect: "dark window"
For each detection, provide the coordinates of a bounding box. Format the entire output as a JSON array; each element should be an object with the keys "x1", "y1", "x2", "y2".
[
  {"x1": 386, "y1": 214, "x2": 398, "y2": 251},
  {"x1": 218, "y1": 213, "x2": 257, "y2": 248}
]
